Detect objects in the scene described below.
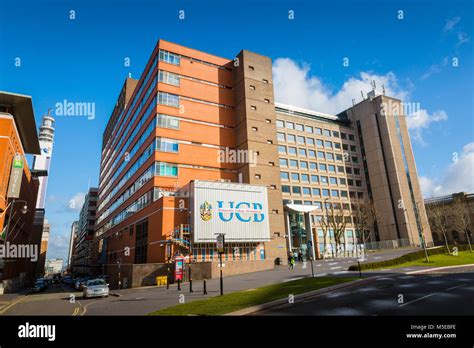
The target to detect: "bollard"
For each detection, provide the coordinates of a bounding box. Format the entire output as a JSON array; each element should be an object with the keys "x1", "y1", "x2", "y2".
[
  {"x1": 189, "y1": 278, "x2": 193, "y2": 293},
  {"x1": 203, "y1": 279, "x2": 207, "y2": 295},
  {"x1": 166, "y1": 276, "x2": 169, "y2": 290},
  {"x1": 177, "y1": 278, "x2": 181, "y2": 291}
]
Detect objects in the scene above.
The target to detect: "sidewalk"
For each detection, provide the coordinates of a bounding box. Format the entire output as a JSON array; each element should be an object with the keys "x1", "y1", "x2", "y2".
[{"x1": 0, "y1": 288, "x2": 30, "y2": 314}]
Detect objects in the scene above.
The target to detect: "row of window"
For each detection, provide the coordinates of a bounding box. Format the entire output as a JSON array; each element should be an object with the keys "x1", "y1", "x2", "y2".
[
  {"x1": 279, "y1": 158, "x2": 361, "y2": 175},
  {"x1": 281, "y1": 172, "x2": 362, "y2": 186},
  {"x1": 279, "y1": 146, "x2": 359, "y2": 163},
  {"x1": 277, "y1": 133, "x2": 358, "y2": 152},
  {"x1": 276, "y1": 119, "x2": 355, "y2": 141},
  {"x1": 102, "y1": 53, "x2": 158, "y2": 168},
  {"x1": 283, "y1": 185, "x2": 365, "y2": 199}
]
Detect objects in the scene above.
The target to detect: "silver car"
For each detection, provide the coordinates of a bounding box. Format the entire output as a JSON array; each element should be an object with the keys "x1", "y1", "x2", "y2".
[{"x1": 83, "y1": 279, "x2": 109, "y2": 298}]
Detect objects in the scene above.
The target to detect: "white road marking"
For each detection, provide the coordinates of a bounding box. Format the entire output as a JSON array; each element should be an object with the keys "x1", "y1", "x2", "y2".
[
  {"x1": 282, "y1": 277, "x2": 304, "y2": 283},
  {"x1": 399, "y1": 284, "x2": 467, "y2": 307},
  {"x1": 330, "y1": 266, "x2": 342, "y2": 270}
]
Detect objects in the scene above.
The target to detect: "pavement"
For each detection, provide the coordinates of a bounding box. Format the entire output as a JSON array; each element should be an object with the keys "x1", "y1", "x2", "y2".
[{"x1": 0, "y1": 247, "x2": 430, "y2": 316}]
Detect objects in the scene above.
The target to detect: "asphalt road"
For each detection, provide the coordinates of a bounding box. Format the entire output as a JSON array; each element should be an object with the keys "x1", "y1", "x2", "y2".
[
  {"x1": 1, "y1": 247, "x2": 427, "y2": 316},
  {"x1": 253, "y1": 266, "x2": 474, "y2": 316}
]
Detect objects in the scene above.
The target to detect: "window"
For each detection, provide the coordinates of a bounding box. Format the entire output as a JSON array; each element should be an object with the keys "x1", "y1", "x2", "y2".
[
  {"x1": 280, "y1": 159, "x2": 288, "y2": 167},
  {"x1": 334, "y1": 143, "x2": 341, "y2": 149},
  {"x1": 318, "y1": 151, "x2": 325, "y2": 159},
  {"x1": 349, "y1": 134, "x2": 355, "y2": 141},
  {"x1": 286, "y1": 122, "x2": 295, "y2": 130},
  {"x1": 254, "y1": 174, "x2": 261, "y2": 179},
  {"x1": 320, "y1": 176, "x2": 328, "y2": 184},
  {"x1": 348, "y1": 179, "x2": 354, "y2": 186},
  {"x1": 323, "y1": 129, "x2": 331, "y2": 137},
  {"x1": 336, "y1": 154, "x2": 343, "y2": 161},
  {"x1": 350, "y1": 145, "x2": 357, "y2": 152},
  {"x1": 308, "y1": 150, "x2": 316, "y2": 158},
  {"x1": 341, "y1": 191, "x2": 348, "y2": 198},
  {"x1": 301, "y1": 174, "x2": 309, "y2": 182},
  {"x1": 305, "y1": 125, "x2": 313, "y2": 133},
  {"x1": 159, "y1": 50, "x2": 181, "y2": 65},
  {"x1": 276, "y1": 120, "x2": 284, "y2": 128},
  {"x1": 298, "y1": 148, "x2": 307, "y2": 157},
  {"x1": 319, "y1": 163, "x2": 327, "y2": 171},
  {"x1": 337, "y1": 166, "x2": 345, "y2": 173},
  {"x1": 322, "y1": 189, "x2": 330, "y2": 197},
  {"x1": 342, "y1": 144, "x2": 349, "y2": 150},
  {"x1": 288, "y1": 147, "x2": 297, "y2": 155},
  {"x1": 250, "y1": 85, "x2": 256, "y2": 90},
  {"x1": 311, "y1": 175, "x2": 319, "y2": 183},
  {"x1": 303, "y1": 187, "x2": 311, "y2": 195},
  {"x1": 281, "y1": 172, "x2": 289, "y2": 180},
  {"x1": 282, "y1": 185, "x2": 291, "y2": 193},
  {"x1": 332, "y1": 131, "x2": 340, "y2": 137},
  {"x1": 278, "y1": 145, "x2": 287, "y2": 154},
  {"x1": 296, "y1": 124, "x2": 304, "y2": 131},
  {"x1": 316, "y1": 139, "x2": 324, "y2": 147},
  {"x1": 292, "y1": 186, "x2": 301, "y2": 194},
  {"x1": 158, "y1": 92, "x2": 180, "y2": 107},
  {"x1": 329, "y1": 177, "x2": 337, "y2": 185},
  {"x1": 357, "y1": 192, "x2": 364, "y2": 199},
  {"x1": 346, "y1": 167, "x2": 352, "y2": 174},
  {"x1": 312, "y1": 188, "x2": 321, "y2": 196},
  {"x1": 352, "y1": 156, "x2": 359, "y2": 163},
  {"x1": 158, "y1": 70, "x2": 180, "y2": 86},
  {"x1": 324, "y1": 140, "x2": 332, "y2": 148},
  {"x1": 252, "y1": 127, "x2": 258, "y2": 131},
  {"x1": 339, "y1": 178, "x2": 346, "y2": 185},
  {"x1": 291, "y1": 173, "x2": 300, "y2": 181},
  {"x1": 331, "y1": 190, "x2": 339, "y2": 197},
  {"x1": 341, "y1": 132, "x2": 347, "y2": 140},
  {"x1": 307, "y1": 138, "x2": 314, "y2": 146},
  {"x1": 155, "y1": 162, "x2": 178, "y2": 176},
  {"x1": 304, "y1": 200, "x2": 312, "y2": 205},
  {"x1": 314, "y1": 201, "x2": 322, "y2": 209},
  {"x1": 249, "y1": 65, "x2": 255, "y2": 70},
  {"x1": 327, "y1": 153, "x2": 334, "y2": 161},
  {"x1": 328, "y1": 165, "x2": 336, "y2": 172},
  {"x1": 315, "y1": 128, "x2": 322, "y2": 135},
  {"x1": 300, "y1": 161, "x2": 308, "y2": 169},
  {"x1": 356, "y1": 180, "x2": 362, "y2": 187},
  {"x1": 264, "y1": 99, "x2": 270, "y2": 103},
  {"x1": 309, "y1": 162, "x2": 317, "y2": 170},
  {"x1": 277, "y1": 132, "x2": 285, "y2": 142},
  {"x1": 297, "y1": 136, "x2": 305, "y2": 144},
  {"x1": 250, "y1": 105, "x2": 257, "y2": 110},
  {"x1": 156, "y1": 138, "x2": 179, "y2": 153},
  {"x1": 287, "y1": 134, "x2": 296, "y2": 143},
  {"x1": 262, "y1": 79, "x2": 269, "y2": 84},
  {"x1": 157, "y1": 114, "x2": 179, "y2": 129},
  {"x1": 289, "y1": 159, "x2": 298, "y2": 168}
]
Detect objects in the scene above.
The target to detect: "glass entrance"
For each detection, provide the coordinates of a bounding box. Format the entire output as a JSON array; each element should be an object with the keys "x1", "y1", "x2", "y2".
[{"x1": 289, "y1": 212, "x2": 309, "y2": 261}]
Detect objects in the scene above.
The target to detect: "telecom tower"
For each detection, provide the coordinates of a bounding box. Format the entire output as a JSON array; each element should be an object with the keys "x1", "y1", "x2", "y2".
[{"x1": 32, "y1": 110, "x2": 55, "y2": 208}]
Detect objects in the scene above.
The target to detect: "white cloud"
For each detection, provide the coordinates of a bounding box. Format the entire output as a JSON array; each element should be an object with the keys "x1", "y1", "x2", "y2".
[
  {"x1": 420, "y1": 143, "x2": 474, "y2": 198},
  {"x1": 420, "y1": 57, "x2": 448, "y2": 80},
  {"x1": 272, "y1": 58, "x2": 408, "y2": 114},
  {"x1": 272, "y1": 58, "x2": 447, "y2": 144},
  {"x1": 69, "y1": 192, "x2": 85, "y2": 212},
  {"x1": 443, "y1": 16, "x2": 461, "y2": 32},
  {"x1": 405, "y1": 109, "x2": 448, "y2": 145},
  {"x1": 457, "y1": 31, "x2": 470, "y2": 47}
]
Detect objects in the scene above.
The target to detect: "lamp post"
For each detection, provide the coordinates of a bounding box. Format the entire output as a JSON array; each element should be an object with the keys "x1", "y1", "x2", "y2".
[{"x1": 3, "y1": 199, "x2": 28, "y2": 242}]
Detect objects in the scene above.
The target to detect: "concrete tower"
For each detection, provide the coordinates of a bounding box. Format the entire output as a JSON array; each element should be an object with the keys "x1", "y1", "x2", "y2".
[{"x1": 32, "y1": 110, "x2": 55, "y2": 209}]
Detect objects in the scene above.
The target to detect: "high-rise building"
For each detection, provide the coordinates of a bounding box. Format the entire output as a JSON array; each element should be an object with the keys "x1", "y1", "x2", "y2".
[
  {"x1": 92, "y1": 40, "x2": 431, "y2": 287},
  {"x1": 67, "y1": 221, "x2": 79, "y2": 272},
  {"x1": 72, "y1": 188, "x2": 98, "y2": 275}
]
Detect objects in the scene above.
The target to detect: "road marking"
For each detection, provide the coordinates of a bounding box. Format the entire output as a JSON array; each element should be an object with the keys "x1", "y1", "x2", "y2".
[
  {"x1": 399, "y1": 284, "x2": 467, "y2": 307},
  {"x1": 79, "y1": 298, "x2": 105, "y2": 316},
  {"x1": 72, "y1": 307, "x2": 80, "y2": 316},
  {"x1": 282, "y1": 277, "x2": 304, "y2": 283},
  {"x1": 330, "y1": 266, "x2": 342, "y2": 270}
]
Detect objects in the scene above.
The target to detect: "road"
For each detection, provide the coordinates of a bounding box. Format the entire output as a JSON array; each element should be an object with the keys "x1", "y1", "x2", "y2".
[
  {"x1": 1, "y1": 247, "x2": 426, "y2": 316},
  {"x1": 253, "y1": 265, "x2": 474, "y2": 315}
]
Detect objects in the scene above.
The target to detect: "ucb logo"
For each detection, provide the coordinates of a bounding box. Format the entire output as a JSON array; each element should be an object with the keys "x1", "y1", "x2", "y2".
[{"x1": 217, "y1": 201, "x2": 265, "y2": 223}]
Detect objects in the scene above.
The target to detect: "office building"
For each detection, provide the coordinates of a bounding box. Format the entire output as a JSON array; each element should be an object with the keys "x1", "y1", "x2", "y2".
[{"x1": 92, "y1": 40, "x2": 431, "y2": 287}]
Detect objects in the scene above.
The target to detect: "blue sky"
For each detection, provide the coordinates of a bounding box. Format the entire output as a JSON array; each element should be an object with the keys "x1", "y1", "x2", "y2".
[{"x1": 1, "y1": 0, "x2": 473, "y2": 262}]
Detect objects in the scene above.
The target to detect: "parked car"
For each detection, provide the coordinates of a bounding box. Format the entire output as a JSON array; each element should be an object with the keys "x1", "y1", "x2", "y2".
[
  {"x1": 62, "y1": 276, "x2": 73, "y2": 285},
  {"x1": 75, "y1": 277, "x2": 93, "y2": 290},
  {"x1": 31, "y1": 279, "x2": 47, "y2": 292},
  {"x1": 83, "y1": 279, "x2": 109, "y2": 299}
]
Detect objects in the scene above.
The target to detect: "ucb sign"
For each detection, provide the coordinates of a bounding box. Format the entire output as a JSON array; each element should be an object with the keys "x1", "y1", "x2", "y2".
[{"x1": 217, "y1": 201, "x2": 265, "y2": 223}]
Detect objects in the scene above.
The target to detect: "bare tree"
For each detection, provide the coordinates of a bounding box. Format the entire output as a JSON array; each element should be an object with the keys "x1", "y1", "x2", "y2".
[
  {"x1": 416, "y1": 202, "x2": 430, "y2": 262},
  {"x1": 451, "y1": 197, "x2": 473, "y2": 252},
  {"x1": 326, "y1": 202, "x2": 347, "y2": 257},
  {"x1": 352, "y1": 199, "x2": 377, "y2": 250},
  {"x1": 426, "y1": 203, "x2": 451, "y2": 254},
  {"x1": 318, "y1": 214, "x2": 330, "y2": 258}
]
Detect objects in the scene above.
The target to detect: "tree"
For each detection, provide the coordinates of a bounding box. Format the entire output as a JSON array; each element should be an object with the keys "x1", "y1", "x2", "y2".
[
  {"x1": 326, "y1": 202, "x2": 347, "y2": 257},
  {"x1": 318, "y1": 214, "x2": 330, "y2": 258},
  {"x1": 416, "y1": 202, "x2": 430, "y2": 262},
  {"x1": 451, "y1": 197, "x2": 473, "y2": 252},
  {"x1": 426, "y1": 203, "x2": 451, "y2": 254},
  {"x1": 352, "y1": 199, "x2": 377, "y2": 251}
]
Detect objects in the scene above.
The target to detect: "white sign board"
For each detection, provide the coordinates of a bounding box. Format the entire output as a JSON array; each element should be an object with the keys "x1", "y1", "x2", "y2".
[{"x1": 191, "y1": 181, "x2": 270, "y2": 243}]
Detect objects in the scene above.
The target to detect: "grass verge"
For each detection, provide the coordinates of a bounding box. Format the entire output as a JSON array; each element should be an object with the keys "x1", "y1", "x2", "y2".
[
  {"x1": 387, "y1": 251, "x2": 474, "y2": 269},
  {"x1": 148, "y1": 276, "x2": 357, "y2": 316}
]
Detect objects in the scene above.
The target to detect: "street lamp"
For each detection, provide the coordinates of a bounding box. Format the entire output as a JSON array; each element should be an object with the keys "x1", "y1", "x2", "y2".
[{"x1": 3, "y1": 199, "x2": 28, "y2": 242}]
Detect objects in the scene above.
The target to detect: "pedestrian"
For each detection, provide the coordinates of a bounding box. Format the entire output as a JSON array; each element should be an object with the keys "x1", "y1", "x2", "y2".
[
  {"x1": 288, "y1": 254, "x2": 293, "y2": 270},
  {"x1": 298, "y1": 250, "x2": 303, "y2": 262},
  {"x1": 290, "y1": 256, "x2": 295, "y2": 270}
]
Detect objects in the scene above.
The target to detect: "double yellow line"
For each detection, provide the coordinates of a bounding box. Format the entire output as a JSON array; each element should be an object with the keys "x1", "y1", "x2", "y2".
[{"x1": 72, "y1": 306, "x2": 81, "y2": 316}]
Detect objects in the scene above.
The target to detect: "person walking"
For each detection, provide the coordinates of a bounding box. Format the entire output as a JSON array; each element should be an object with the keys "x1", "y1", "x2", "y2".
[
  {"x1": 288, "y1": 254, "x2": 295, "y2": 270},
  {"x1": 298, "y1": 250, "x2": 303, "y2": 262}
]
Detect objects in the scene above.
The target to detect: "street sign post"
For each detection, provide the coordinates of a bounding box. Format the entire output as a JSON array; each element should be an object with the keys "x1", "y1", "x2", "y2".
[{"x1": 216, "y1": 233, "x2": 225, "y2": 295}]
